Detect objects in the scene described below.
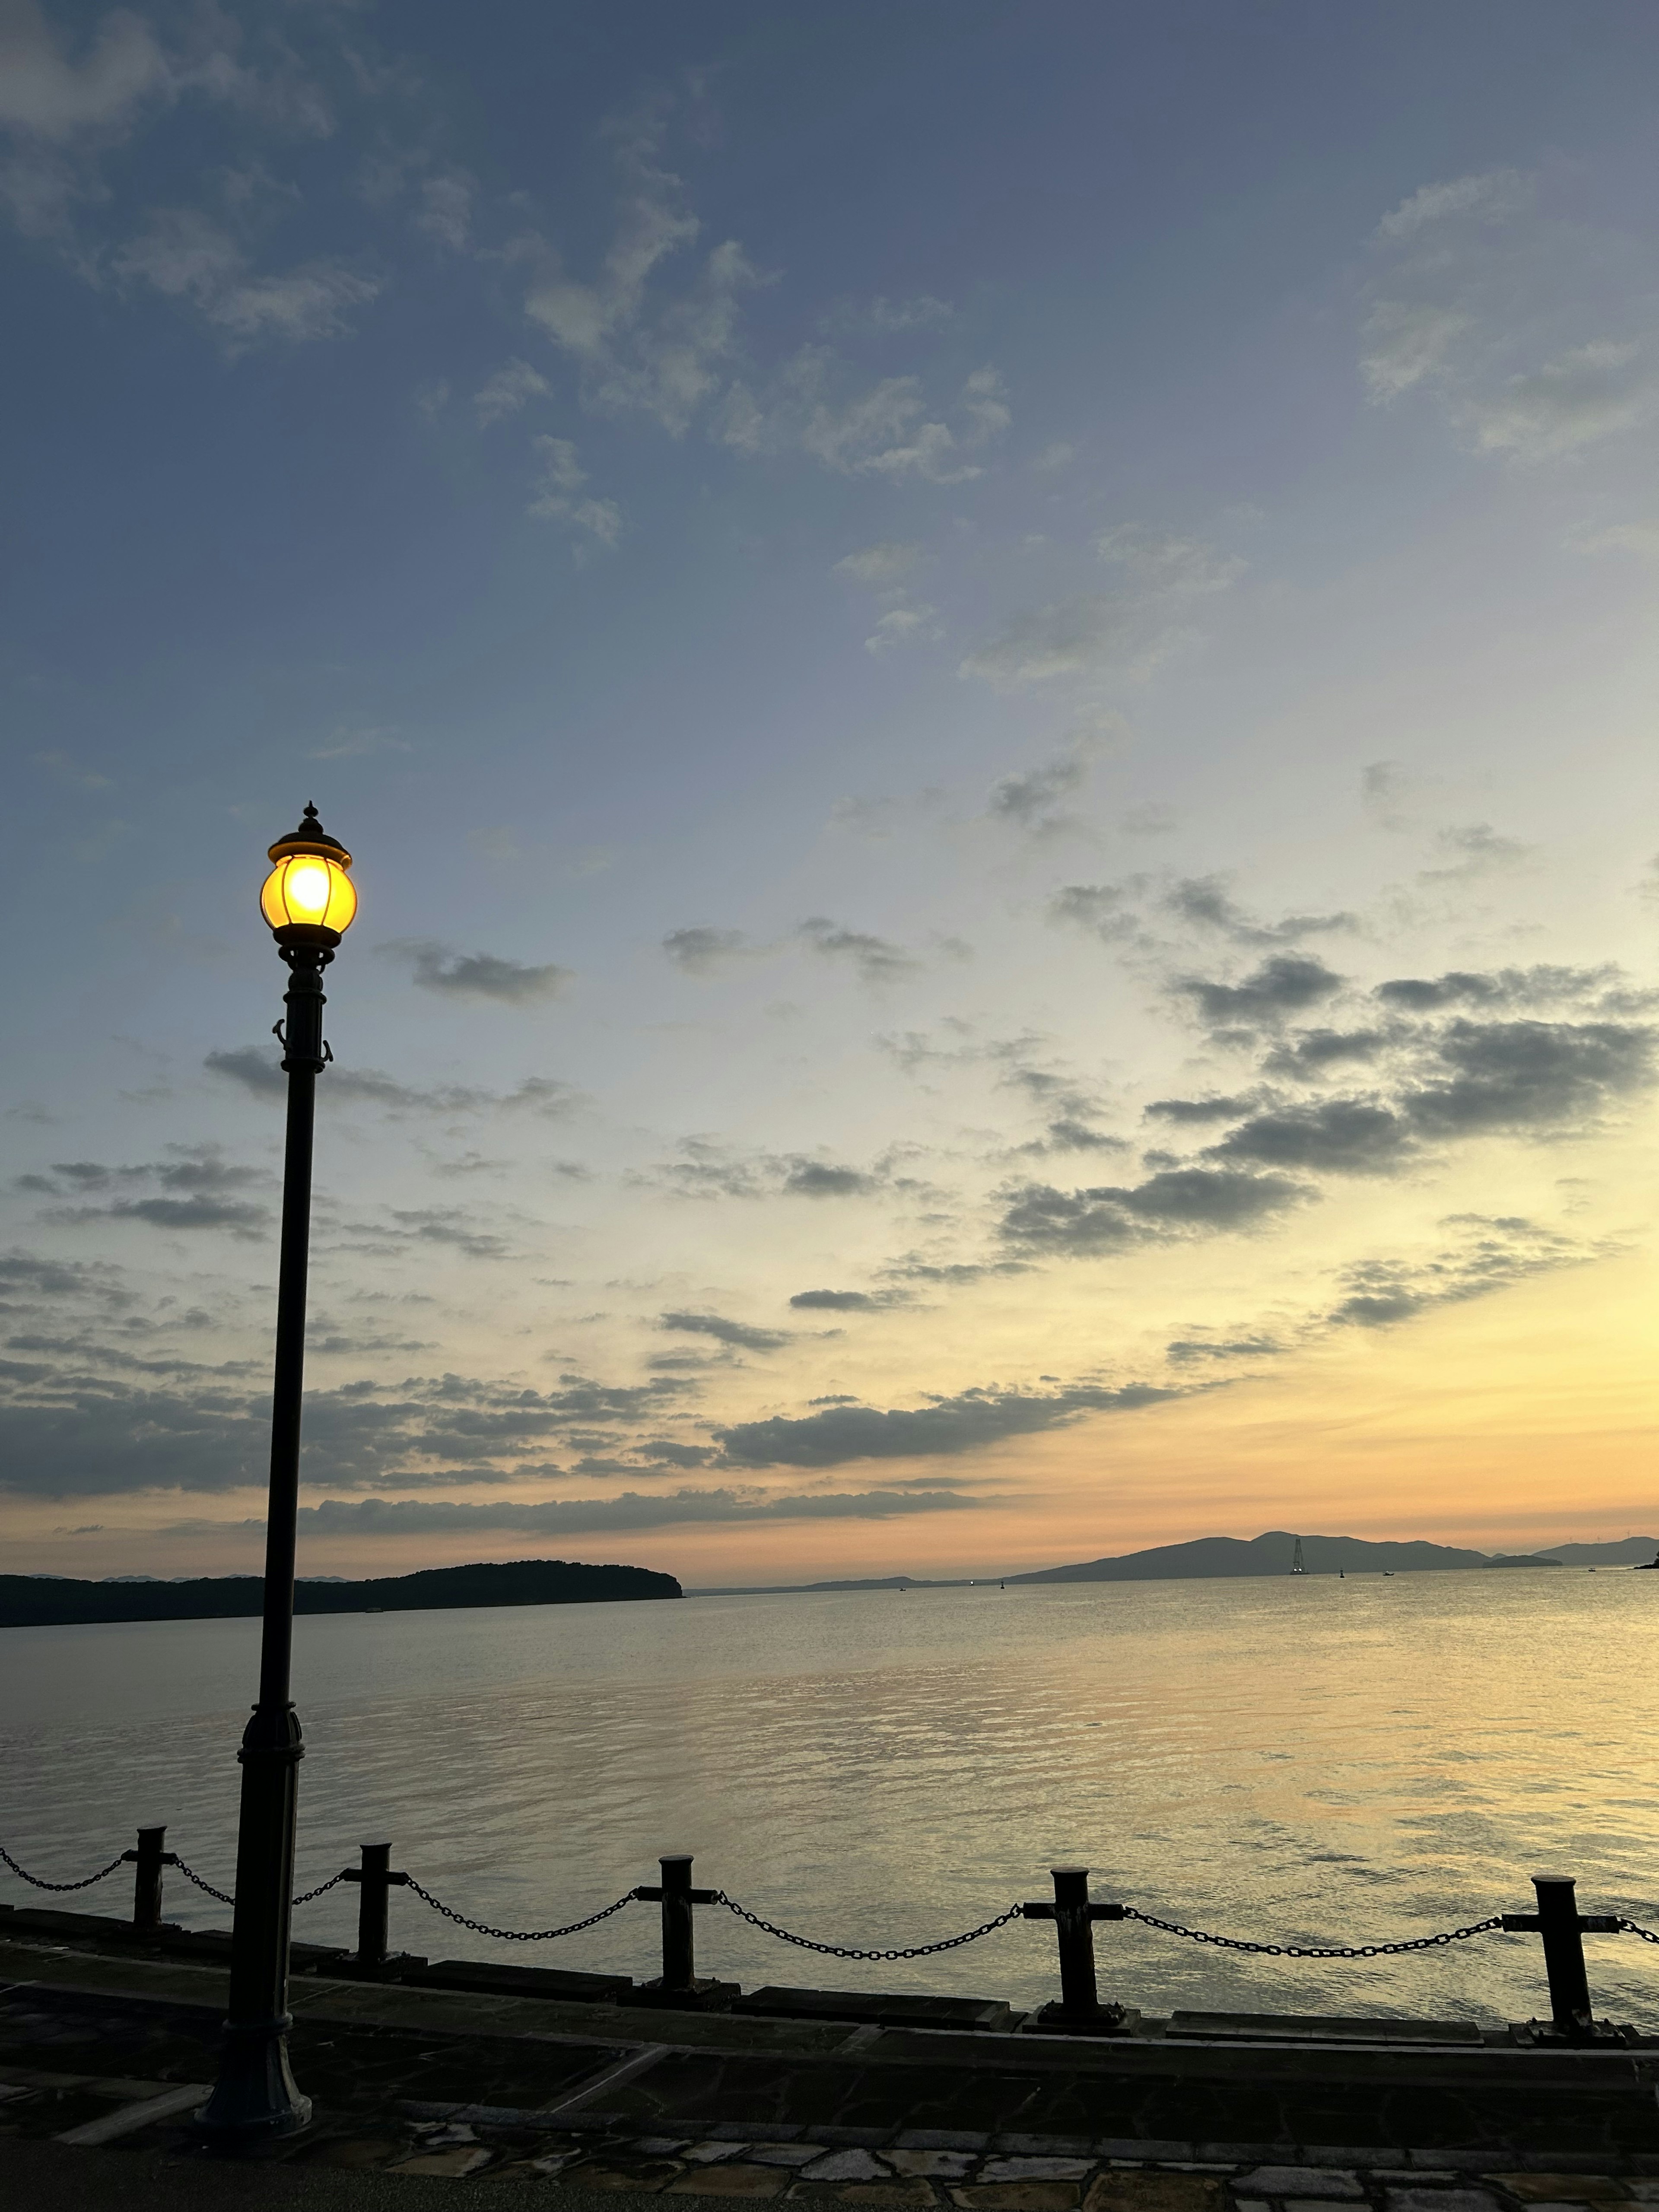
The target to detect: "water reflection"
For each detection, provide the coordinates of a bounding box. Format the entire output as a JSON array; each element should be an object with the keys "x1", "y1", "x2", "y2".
[{"x1": 6, "y1": 1571, "x2": 1658, "y2": 2023}]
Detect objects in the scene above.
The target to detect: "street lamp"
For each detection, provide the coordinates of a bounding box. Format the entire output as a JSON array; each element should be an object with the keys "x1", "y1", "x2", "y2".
[{"x1": 199, "y1": 803, "x2": 356, "y2": 2143}]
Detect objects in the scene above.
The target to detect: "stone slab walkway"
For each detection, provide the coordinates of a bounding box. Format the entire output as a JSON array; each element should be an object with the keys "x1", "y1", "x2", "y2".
[{"x1": 5, "y1": 1919, "x2": 1659, "y2": 2202}]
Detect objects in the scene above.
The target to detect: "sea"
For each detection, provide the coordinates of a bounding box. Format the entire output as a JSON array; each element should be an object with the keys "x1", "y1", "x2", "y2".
[{"x1": 6, "y1": 1567, "x2": 1659, "y2": 2027}]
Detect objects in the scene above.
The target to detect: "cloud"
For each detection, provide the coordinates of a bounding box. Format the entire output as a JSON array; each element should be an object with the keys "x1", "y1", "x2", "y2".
[
  {"x1": 960, "y1": 365, "x2": 1012, "y2": 444},
  {"x1": 31, "y1": 747, "x2": 112, "y2": 790},
  {"x1": 162, "y1": 1485, "x2": 982, "y2": 1539},
  {"x1": 1018, "y1": 1119, "x2": 1131, "y2": 1159},
  {"x1": 663, "y1": 925, "x2": 751, "y2": 975},
  {"x1": 1204, "y1": 1098, "x2": 1412, "y2": 1175},
  {"x1": 0, "y1": 1327, "x2": 726, "y2": 1499},
  {"x1": 998, "y1": 1167, "x2": 1308, "y2": 1255},
  {"x1": 1330, "y1": 1213, "x2": 1596, "y2": 1328},
  {"x1": 1048, "y1": 882, "x2": 1141, "y2": 944},
  {"x1": 308, "y1": 724, "x2": 407, "y2": 763},
  {"x1": 1376, "y1": 170, "x2": 1532, "y2": 241},
  {"x1": 797, "y1": 916, "x2": 919, "y2": 984},
  {"x1": 826, "y1": 293, "x2": 955, "y2": 334},
  {"x1": 1179, "y1": 955, "x2": 1345, "y2": 1030},
  {"x1": 782, "y1": 1159, "x2": 878, "y2": 1198},
  {"x1": 1372, "y1": 964, "x2": 1620, "y2": 1013},
  {"x1": 833, "y1": 541, "x2": 925, "y2": 588},
  {"x1": 26, "y1": 1147, "x2": 271, "y2": 1238},
  {"x1": 988, "y1": 754, "x2": 1090, "y2": 835},
  {"x1": 111, "y1": 210, "x2": 380, "y2": 354},
  {"x1": 639, "y1": 1138, "x2": 885, "y2": 1204},
  {"x1": 416, "y1": 170, "x2": 474, "y2": 253},
  {"x1": 1144, "y1": 1094, "x2": 1260, "y2": 1125},
  {"x1": 474, "y1": 357, "x2": 551, "y2": 425},
  {"x1": 0, "y1": 1250, "x2": 125, "y2": 1312},
  {"x1": 0, "y1": 0, "x2": 168, "y2": 142},
  {"x1": 519, "y1": 109, "x2": 763, "y2": 437},
  {"x1": 961, "y1": 525, "x2": 1242, "y2": 689},
  {"x1": 1463, "y1": 341, "x2": 1659, "y2": 462},
  {"x1": 1567, "y1": 518, "x2": 1659, "y2": 563},
  {"x1": 526, "y1": 436, "x2": 623, "y2": 547},
  {"x1": 70, "y1": 1195, "x2": 270, "y2": 1236},
  {"x1": 1420, "y1": 823, "x2": 1534, "y2": 880},
  {"x1": 384, "y1": 940, "x2": 573, "y2": 1004},
  {"x1": 371, "y1": 1208, "x2": 512, "y2": 1260},
  {"x1": 1262, "y1": 1029, "x2": 1389, "y2": 1078},
  {"x1": 789, "y1": 1289, "x2": 882, "y2": 1311},
  {"x1": 718, "y1": 352, "x2": 1003, "y2": 483},
  {"x1": 205, "y1": 1049, "x2": 575, "y2": 1118},
  {"x1": 633, "y1": 1438, "x2": 719, "y2": 1468},
  {"x1": 864, "y1": 606, "x2": 939, "y2": 656},
  {"x1": 1166, "y1": 1335, "x2": 1284, "y2": 1364},
  {"x1": 1361, "y1": 759, "x2": 1419, "y2": 832},
  {"x1": 1165, "y1": 875, "x2": 1354, "y2": 946},
  {"x1": 659, "y1": 1310, "x2": 789, "y2": 1353},
  {"x1": 1363, "y1": 169, "x2": 1659, "y2": 463},
  {"x1": 1399, "y1": 1018, "x2": 1655, "y2": 1136},
  {"x1": 717, "y1": 1377, "x2": 1178, "y2": 1469}
]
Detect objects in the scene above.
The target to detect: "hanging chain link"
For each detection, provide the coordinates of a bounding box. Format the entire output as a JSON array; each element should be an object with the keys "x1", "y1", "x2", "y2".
[
  {"x1": 401, "y1": 1877, "x2": 638, "y2": 1944},
  {"x1": 1619, "y1": 1918, "x2": 1659, "y2": 1944},
  {"x1": 1118, "y1": 1904, "x2": 1506, "y2": 1959},
  {"x1": 712, "y1": 1892, "x2": 1027, "y2": 1962},
  {"x1": 171, "y1": 1862, "x2": 358, "y2": 1910},
  {"x1": 168, "y1": 1857, "x2": 236, "y2": 1907},
  {"x1": 0, "y1": 1843, "x2": 127, "y2": 1894},
  {"x1": 291, "y1": 1870, "x2": 350, "y2": 1907}
]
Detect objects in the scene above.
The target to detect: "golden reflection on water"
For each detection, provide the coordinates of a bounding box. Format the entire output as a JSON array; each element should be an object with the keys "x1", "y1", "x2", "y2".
[{"x1": 7, "y1": 1571, "x2": 1659, "y2": 2023}]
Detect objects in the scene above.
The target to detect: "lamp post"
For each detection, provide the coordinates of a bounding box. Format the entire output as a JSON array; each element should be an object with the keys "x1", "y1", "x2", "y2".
[{"x1": 198, "y1": 804, "x2": 357, "y2": 2144}]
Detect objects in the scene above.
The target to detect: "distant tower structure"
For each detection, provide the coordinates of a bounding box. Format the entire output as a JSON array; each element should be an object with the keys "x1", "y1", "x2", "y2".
[{"x1": 1291, "y1": 1535, "x2": 1306, "y2": 1574}]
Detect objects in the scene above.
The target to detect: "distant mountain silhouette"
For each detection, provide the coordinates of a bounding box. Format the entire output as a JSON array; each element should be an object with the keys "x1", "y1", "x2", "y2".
[
  {"x1": 0, "y1": 1557, "x2": 681, "y2": 1630},
  {"x1": 1002, "y1": 1530, "x2": 1646, "y2": 1583}
]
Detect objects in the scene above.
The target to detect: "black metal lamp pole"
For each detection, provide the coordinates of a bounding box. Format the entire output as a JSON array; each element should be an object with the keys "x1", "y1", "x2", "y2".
[{"x1": 199, "y1": 806, "x2": 358, "y2": 2145}]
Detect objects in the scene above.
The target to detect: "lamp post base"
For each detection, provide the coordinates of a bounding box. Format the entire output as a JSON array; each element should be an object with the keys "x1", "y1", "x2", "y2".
[{"x1": 194, "y1": 2014, "x2": 312, "y2": 2144}]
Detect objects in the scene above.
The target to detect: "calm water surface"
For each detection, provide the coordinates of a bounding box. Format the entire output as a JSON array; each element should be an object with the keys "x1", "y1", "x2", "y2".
[{"x1": 6, "y1": 1571, "x2": 1659, "y2": 2024}]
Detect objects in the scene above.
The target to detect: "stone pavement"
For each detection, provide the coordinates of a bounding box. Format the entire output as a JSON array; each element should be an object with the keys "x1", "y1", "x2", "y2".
[{"x1": 5, "y1": 1911, "x2": 1659, "y2": 2204}]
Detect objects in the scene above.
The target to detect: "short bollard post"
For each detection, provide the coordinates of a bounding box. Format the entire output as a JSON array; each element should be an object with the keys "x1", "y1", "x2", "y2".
[
  {"x1": 1052, "y1": 1867, "x2": 1098, "y2": 2014},
  {"x1": 627, "y1": 1853, "x2": 734, "y2": 2009},
  {"x1": 1535, "y1": 1876, "x2": 1592, "y2": 2029},
  {"x1": 1500, "y1": 1872, "x2": 1621, "y2": 2037},
  {"x1": 341, "y1": 1842, "x2": 409, "y2": 1974},
  {"x1": 122, "y1": 1825, "x2": 176, "y2": 1931},
  {"x1": 1022, "y1": 1866, "x2": 1129, "y2": 2033},
  {"x1": 658, "y1": 1853, "x2": 696, "y2": 1990}
]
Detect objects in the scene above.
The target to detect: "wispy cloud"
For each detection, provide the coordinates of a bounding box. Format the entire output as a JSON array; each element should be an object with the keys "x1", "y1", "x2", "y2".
[
  {"x1": 1363, "y1": 168, "x2": 1659, "y2": 462},
  {"x1": 718, "y1": 1377, "x2": 1178, "y2": 1468},
  {"x1": 526, "y1": 436, "x2": 623, "y2": 549},
  {"x1": 718, "y1": 354, "x2": 1009, "y2": 483},
  {"x1": 659, "y1": 1309, "x2": 790, "y2": 1353},
  {"x1": 961, "y1": 525, "x2": 1242, "y2": 688},
  {"x1": 474, "y1": 356, "x2": 551, "y2": 424},
  {"x1": 383, "y1": 940, "x2": 574, "y2": 1005}
]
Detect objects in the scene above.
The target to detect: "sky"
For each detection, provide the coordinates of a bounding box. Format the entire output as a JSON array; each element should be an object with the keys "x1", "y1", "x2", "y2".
[{"x1": 3, "y1": 0, "x2": 1658, "y2": 1586}]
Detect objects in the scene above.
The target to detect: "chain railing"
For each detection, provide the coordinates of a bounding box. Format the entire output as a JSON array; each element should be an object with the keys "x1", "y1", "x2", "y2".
[
  {"x1": 0, "y1": 1842, "x2": 127, "y2": 1893},
  {"x1": 1119, "y1": 1903, "x2": 1506, "y2": 1959},
  {"x1": 401, "y1": 1877, "x2": 637, "y2": 1945},
  {"x1": 713, "y1": 1891, "x2": 1026, "y2": 1963},
  {"x1": 4, "y1": 1832, "x2": 1654, "y2": 2036}
]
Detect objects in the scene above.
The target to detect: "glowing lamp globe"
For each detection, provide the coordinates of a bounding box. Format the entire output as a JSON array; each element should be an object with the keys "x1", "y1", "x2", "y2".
[{"x1": 261, "y1": 804, "x2": 357, "y2": 947}]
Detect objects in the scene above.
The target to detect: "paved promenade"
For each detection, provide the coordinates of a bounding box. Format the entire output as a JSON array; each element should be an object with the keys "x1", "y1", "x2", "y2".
[{"x1": 4, "y1": 1905, "x2": 1659, "y2": 2204}]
